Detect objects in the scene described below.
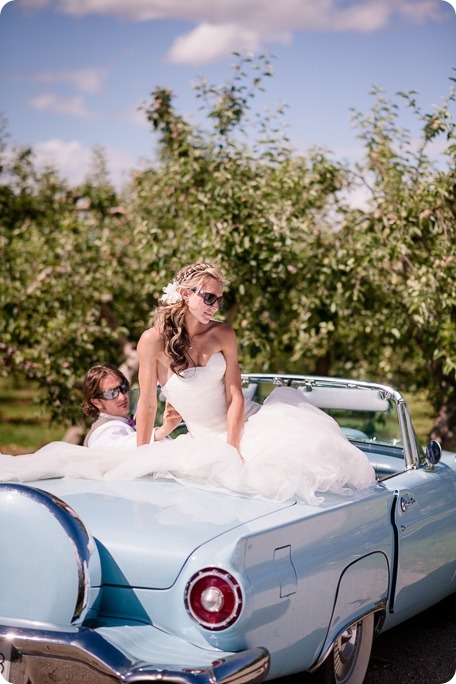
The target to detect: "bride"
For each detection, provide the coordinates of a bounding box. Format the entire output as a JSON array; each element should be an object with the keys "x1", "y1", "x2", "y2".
[
  {"x1": 0, "y1": 262, "x2": 375, "y2": 504},
  {"x1": 133, "y1": 261, "x2": 375, "y2": 503}
]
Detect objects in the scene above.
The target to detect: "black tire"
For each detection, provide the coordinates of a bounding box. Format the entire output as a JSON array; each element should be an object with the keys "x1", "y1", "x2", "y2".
[{"x1": 314, "y1": 613, "x2": 375, "y2": 684}]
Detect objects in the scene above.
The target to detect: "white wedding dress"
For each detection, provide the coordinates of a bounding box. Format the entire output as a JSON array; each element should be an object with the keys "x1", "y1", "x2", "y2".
[{"x1": 0, "y1": 353, "x2": 375, "y2": 504}]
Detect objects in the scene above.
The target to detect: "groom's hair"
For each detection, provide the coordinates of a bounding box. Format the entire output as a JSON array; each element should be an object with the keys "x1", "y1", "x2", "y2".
[{"x1": 82, "y1": 364, "x2": 128, "y2": 418}]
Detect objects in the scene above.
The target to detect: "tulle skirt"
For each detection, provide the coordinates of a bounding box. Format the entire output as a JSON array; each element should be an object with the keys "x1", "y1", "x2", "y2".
[{"x1": 0, "y1": 388, "x2": 375, "y2": 505}]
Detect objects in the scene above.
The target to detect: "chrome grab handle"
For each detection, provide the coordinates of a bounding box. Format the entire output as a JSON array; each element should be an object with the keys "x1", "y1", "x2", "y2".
[{"x1": 400, "y1": 496, "x2": 416, "y2": 512}]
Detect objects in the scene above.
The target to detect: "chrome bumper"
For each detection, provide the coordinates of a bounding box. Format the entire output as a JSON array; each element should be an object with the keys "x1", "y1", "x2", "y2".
[{"x1": 1, "y1": 624, "x2": 270, "y2": 684}]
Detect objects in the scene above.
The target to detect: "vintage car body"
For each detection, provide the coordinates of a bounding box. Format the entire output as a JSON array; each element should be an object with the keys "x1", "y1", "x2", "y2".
[{"x1": 1, "y1": 374, "x2": 455, "y2": 684}]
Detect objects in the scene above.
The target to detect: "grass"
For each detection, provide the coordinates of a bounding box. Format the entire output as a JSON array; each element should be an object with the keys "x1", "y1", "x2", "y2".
[
  {"x1": 0, "y1": 378, "x2": 66, "y2": 455},
  {"x1": 0, "y1": 377, "x2": 435, "y2": 455}
]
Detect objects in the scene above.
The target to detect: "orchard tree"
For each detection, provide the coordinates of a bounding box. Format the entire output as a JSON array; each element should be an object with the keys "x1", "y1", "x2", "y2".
[
  {"x1": 2, "y1": 57, "x2": 455, "y2": 450},
  {"x1": 128, "y1": 53, "x2": 349, "y2": 369},
  {"x1": 315, "y1": 84, "x2": 455, "y2": 449},
  {"x1": 0, "y1": 140, "x2": 139, "y2": 432}
]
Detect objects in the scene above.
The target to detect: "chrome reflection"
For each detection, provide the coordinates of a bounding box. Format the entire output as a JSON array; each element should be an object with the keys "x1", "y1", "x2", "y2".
[
  {"x1": 0, "y1": 624, "x2": 270, "y2": 684},
  {"x1": 0, "y1": 483, "x2": 97, "y2": 623}
]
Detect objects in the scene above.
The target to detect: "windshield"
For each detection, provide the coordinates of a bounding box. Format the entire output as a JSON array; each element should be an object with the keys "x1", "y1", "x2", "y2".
[{"x1": 322, "y1": 403, "x2": 402, "y2": 447}]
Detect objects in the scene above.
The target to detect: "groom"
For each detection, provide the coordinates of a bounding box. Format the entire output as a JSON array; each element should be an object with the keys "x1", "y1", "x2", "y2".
[{"x1": 82, "y1": 364, "x2": 180, "y2": 448}]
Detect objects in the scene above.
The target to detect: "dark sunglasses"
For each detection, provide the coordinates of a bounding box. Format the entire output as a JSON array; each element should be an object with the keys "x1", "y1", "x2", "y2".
[
  {"x1": 192, "y1": 289, "x2": 225, "y2": 309},
  {"x1": 97, "y1": 380, "x2": 130, "y2": 401}
]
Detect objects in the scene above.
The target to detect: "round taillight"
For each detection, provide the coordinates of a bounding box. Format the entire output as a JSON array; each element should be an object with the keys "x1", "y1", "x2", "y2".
[{"x1": 185, "y1": 568, "x2": 243, "y2": 630}]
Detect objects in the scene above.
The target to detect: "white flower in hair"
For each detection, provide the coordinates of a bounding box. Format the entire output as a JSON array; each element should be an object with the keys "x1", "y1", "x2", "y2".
[{"x1": 160, "y1": 280, "x2": 182, "y2": 304}]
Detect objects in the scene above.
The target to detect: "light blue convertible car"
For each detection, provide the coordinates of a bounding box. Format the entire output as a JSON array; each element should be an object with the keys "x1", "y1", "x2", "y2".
[{"x1": 1, "y1": 374, "x2": 455, "y2": 684}]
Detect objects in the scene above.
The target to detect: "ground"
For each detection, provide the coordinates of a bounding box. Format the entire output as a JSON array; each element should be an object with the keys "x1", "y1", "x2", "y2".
[{"x1": 279, "y1": 593, "x2": 456, "y2": 684}]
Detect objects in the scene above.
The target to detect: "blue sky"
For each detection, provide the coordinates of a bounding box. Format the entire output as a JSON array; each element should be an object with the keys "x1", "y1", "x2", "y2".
[{"x1": 0, "y1": 0, "x2": 455, "y2": 190}]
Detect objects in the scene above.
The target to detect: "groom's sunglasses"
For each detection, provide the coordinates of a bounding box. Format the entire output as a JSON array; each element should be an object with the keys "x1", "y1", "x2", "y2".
[
  {"x1": 192, "y1": 289, "x2": 225, "y2": 309},
  {"x1": 97, "y1": 380, "x2": 130, "y2": 401}
]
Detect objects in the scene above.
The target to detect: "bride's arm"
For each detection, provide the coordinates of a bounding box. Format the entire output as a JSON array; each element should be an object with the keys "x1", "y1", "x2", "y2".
[
  {"x1": 222, "y1": 327, "x2": 245, "y2": 458},
  {"x1": 136, "y1": 328, "x2": 160, "y2": 446}
]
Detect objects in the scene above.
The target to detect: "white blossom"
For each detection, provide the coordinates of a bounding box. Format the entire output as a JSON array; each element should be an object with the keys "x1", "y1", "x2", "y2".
[{"x1": 160, "y1": 281, "x2": 182, "y2": 304}]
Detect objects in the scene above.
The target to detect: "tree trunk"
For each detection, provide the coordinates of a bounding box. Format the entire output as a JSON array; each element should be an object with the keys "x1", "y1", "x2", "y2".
[
  {"x1": 429, "y1": 360, "x2": 456, "y2": 452},
  {"x1": 430, "y1": 399, "x2": 456, "y2": 451},
  {"x1": 312, "y1": 351, "x2": 332, "y2": 376},
  {"x1": 118, "y1": 340, "x2": 139, "y2": 383},
  {"x1": 100, "y1": 302, "x2": 139, "y2": 382}
]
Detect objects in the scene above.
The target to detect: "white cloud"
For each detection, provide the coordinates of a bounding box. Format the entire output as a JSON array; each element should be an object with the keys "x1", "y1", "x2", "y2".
[
  {"x1": 167, "y1": 23, "x2": 265, "y2": 65},
  {"x1": 19, "y1": 1, "x2": 449, "y2": 58},
  {"x1": 33, "y1": 139, "x2": 91, "y2": 183},
  {"x1": 400, "y1": 0, "x2": 450, "y2": 20},
  {"x1": 21, "y1": 0, "x2": 447, "y2": 36},
  {"x1": 33, "y1": 138, "x2": 139, "y2": 188},
  {"x1": 29, "y1": 93, "x2": 91, "y2": 118},
  {"x1": 31, "y1": 67, "x2": 108, "y2": 93}
]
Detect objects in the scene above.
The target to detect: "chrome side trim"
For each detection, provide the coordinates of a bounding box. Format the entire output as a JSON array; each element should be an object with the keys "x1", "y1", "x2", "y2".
[
  {"x1": 403, "y1": 406, "x2": 421, "y2": 466},
  {"x1": 0, "y1": 625, "x2": 270, "y2": 684},
  {"x1": 0, "y1": 483, "x2": 95, "y2": 622},
  {"x1": 396, "y1": 402, "x2": 414, "y2": 469}
]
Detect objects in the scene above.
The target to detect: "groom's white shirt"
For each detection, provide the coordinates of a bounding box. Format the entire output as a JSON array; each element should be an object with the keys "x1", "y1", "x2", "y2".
[{"x1": 85, "y1": 413, "x2": 137, "y2": 449}]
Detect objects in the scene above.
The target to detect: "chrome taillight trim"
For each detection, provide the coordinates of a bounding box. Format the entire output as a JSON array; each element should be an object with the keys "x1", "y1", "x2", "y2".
[{"x1": 185, "y1": 567, "x2": 243, "y2": 630}]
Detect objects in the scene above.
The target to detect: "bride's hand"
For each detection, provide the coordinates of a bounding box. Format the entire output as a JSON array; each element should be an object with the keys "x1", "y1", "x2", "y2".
[{"x1": 227, "y1": 438, "x2": 245, "y2": 464}]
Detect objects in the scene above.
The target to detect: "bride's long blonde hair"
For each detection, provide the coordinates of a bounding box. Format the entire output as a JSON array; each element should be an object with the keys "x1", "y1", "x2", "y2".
[{"x1": 155, "y1": 262, "x2": 227, "y2": 375}]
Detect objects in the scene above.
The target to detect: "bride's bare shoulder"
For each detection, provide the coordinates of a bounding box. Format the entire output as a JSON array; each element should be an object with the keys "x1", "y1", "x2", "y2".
[
  {"x1": 138, "y1": 326, "x2": 162, "y2": 352},
  {"x1": 210, "y1": 321, "x2": 236, "y2": 342}
]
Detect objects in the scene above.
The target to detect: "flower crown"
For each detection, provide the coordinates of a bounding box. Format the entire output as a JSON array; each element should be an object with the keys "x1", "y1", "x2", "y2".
[{"x1": 160, "y1": 280, "x2": 183, "y2": 304}]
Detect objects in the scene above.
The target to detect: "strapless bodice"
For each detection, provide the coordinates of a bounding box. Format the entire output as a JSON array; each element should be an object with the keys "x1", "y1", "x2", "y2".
[
  {"x1": 161, "y1": 353, "x2": 229, "y2": 437},
  {"x1": 161, "y1": 352, "x2": 260, "y2": 438}
]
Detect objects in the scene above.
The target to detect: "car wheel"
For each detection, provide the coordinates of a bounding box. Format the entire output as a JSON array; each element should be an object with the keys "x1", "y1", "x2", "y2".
[{"x1": 314, "y1": 613, "x2": 374, "y2": 684}]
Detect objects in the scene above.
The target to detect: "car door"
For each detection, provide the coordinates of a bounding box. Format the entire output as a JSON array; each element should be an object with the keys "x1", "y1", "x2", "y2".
[{"x1": 382, "y1": 462, "x2": 456, "y2": 624}]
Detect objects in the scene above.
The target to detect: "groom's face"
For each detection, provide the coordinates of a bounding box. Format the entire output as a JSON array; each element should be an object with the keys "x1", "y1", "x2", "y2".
[{"x1": 93, "y1": 373, "x2": 131, "y2": 418}]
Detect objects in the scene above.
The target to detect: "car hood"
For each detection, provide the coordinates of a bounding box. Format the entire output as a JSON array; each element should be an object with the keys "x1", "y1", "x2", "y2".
[{"x1": 34, "y1": 477, "x2": 294, "y2": 588}]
